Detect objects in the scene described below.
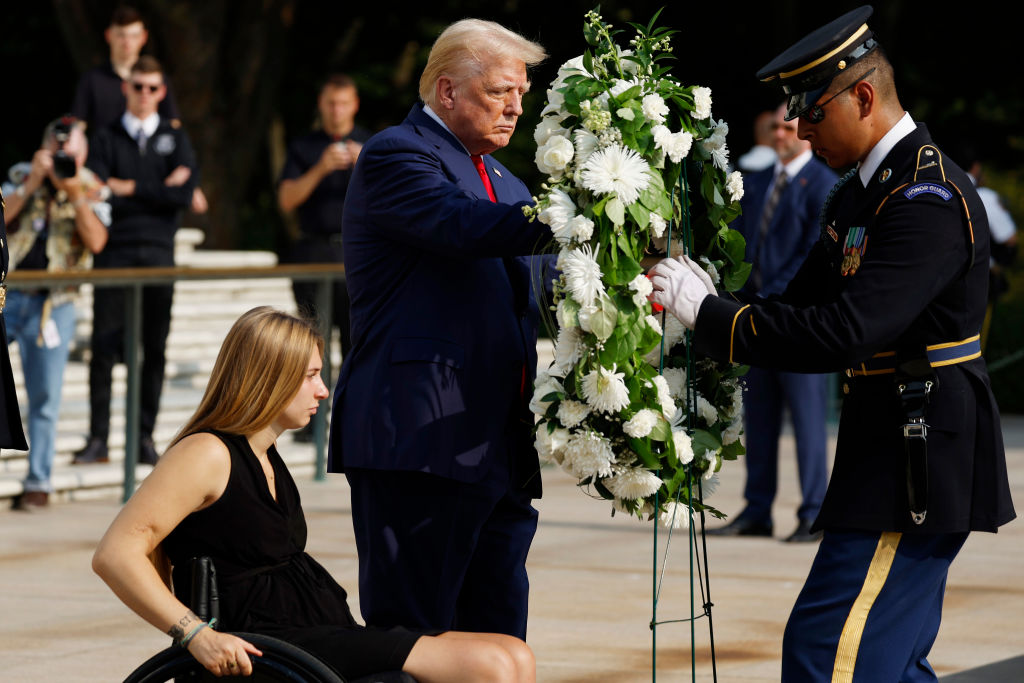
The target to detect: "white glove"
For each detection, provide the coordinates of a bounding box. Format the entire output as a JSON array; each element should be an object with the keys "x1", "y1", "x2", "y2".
[
  {"x1": 679, "y1": 254, "x2": 718, "y2": 297},
  {"x1": 648, "y1": 257, "x2": 711, "y2": 329}
]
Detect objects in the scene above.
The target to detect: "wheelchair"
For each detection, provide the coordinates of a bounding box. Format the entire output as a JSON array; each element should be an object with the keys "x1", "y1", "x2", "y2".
[{"x1": 123, "y1": 557, "x2": 416, "y2": 683}]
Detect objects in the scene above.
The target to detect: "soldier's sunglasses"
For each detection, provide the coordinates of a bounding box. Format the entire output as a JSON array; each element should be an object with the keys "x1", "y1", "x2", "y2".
[{"x1": 802, "y1": 67, "x2": 876, "y2": 124}]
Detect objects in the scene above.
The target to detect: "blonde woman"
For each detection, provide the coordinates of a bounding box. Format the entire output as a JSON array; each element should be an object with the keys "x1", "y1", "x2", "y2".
[{"x1": 93, "y1": 307, "x2": 534, "y2": 681}]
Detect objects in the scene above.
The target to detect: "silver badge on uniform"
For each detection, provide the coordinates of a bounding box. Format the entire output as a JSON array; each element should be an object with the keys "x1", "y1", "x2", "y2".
[{"x1": 153, "y1": 134, "x2": 177, "y2": 156}]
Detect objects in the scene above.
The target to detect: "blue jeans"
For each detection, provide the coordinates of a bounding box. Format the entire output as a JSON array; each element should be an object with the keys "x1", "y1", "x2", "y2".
[{"x1": 4, "y1": 291, "x2": 76, "y2": 493}]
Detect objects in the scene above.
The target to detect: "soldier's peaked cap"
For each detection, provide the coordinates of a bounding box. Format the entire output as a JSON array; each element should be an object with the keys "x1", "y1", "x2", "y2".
[{"x1": 757, "y1": 5, "x2": 878, "y2": 121}]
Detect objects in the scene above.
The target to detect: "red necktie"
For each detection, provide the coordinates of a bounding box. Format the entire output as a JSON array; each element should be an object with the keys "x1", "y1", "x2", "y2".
[{"x1": 471, "y1": 155, "x2": 497, "y2": 202}]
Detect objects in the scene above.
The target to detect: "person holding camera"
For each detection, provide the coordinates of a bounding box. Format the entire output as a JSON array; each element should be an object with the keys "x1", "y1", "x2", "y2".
[
  {"x1": 277, "y1": 74, "x2": 370, "y2": 362},
  {"x1": 2, "y1": 115, "x2": 110, "y2": 509},
  {"x1": 74, "y1": 55, "x2": 197, "y2": 468}
]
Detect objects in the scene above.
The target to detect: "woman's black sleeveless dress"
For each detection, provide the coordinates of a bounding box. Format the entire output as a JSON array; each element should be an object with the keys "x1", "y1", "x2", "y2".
[{"x1": 162, "y1": 430, "x2": 429, "y2": 678}]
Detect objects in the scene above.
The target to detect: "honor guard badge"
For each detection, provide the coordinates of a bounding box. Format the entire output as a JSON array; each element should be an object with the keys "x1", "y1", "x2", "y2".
[{"x1": 841, "y1": 226, "x2": 867, "y2": 276}]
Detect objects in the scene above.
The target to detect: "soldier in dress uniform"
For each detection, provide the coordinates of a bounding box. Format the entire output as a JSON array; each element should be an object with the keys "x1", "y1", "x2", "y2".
[
  {"x1": 649, "y1": 6, "x2": 1015, "y2": 681},
  {"x1": 0, "y1": 195, "x2": 29, "y2": 454}
]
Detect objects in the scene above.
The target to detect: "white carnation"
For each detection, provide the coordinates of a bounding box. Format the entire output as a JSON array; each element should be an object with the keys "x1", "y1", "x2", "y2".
[
  {"x1": 628, "y1": 273, "x2": 653, "y2": 307},
  {"x1": 661, "y1": 366, "x2": 687, "y2": 400},
  {"x1": 653, "y1": 125, "x2": 693, "y2": 163},
  {"x1": 726, "y1": 170, "x2": 744, "y2": 202},
  {"x1": 566, "y1": 215, "x2": 594, "y2": 242},
  {"x1": 529, "y1": 371, "x2": 564, "y2": 416},
  {"x1": 673, "y1": 429, "x2": 695, "y2": 464},
  {"x1": 696, "y1": 395, "x2": 719, "y2": 425},
  {"x1": 534, "y1": 423, "x2": 570, "y2": 464},
  {"x1": 645, "y1": 314, "x2": 662, "y2": 336},
  {"x1": 651, "y1": 374, "x2": 676, "y2": 418},
  {"x1": 692, "y1": 86, "x2": 712, "y2": 120},
  {"x1": 641, "y1": 93, "x2": 669, "y2": 124},
  {"x1": 606, "y1": 467, "x2": 663, "y2": 500},
  {"x1": 649, "y1": 212, "x2": 667, "y2": 238},
  {"x1": 623, "y1": 408, "x2": 660, "y2": 438},
  {"x1": 722, "y1": 419, "x2": 743, "y2": 446}
]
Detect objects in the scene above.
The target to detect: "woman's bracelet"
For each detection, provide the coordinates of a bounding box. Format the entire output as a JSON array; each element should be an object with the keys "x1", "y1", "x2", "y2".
[{"x1": 178, "y1": 617, "x2": 218, "y2": 648}]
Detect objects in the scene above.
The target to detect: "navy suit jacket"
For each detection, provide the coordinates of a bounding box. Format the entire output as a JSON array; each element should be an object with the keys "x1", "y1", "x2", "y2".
[
  {"x1": 733, "y1": 156, "x2": 837, "y2": 296},
  {"x1": 328, "y1": 104, "x2": 552, "y2": 497}
]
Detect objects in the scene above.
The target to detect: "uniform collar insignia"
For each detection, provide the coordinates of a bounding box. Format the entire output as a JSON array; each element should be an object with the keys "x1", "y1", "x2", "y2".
[{"x1": 879, "y1": 168, "x2": 891, "y2": 183}]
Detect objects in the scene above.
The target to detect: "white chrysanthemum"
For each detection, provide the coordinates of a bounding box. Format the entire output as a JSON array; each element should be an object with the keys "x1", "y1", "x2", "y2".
[
  {"x1": 580, "y1": 144, "x2": 651, "y2": 206},
  {"x1": 534, "y1": 117, "x2": 570, "y2": 146},
  {"x1": 581, "y1": 364, "x2": 630, "y2": 414},
  {"x1": 726, "y1": 170, "x2": 744, "y2": 203},
  {"x1": 711, "y1": 143, "x2": 730, "y2": 171},
  {"x1": 645, "y1": 314, "x2": 662, "y2": 336},
  {"x1": 562, "y1": 431, "x2": 615, "y2": 479},
  {"x1": 534, "y1": 423, "x2": 570, "y2": 464},
  {"x1": 537, "y1": 188, "x2": 576, "y2": 239},
  {"x1": 606, "y1": 467, "x2": 663, "y2": 500},
  {"x1": 661, "y1": 366, "x2": 687, "y2": 400},
  {"x1": 650, "y1": 374, "x2": 676, "y2": 418},
  {"x1": 722, "y1": 419, "x2": 743, "y2": 445},
  {"x1": 663, "y1": 314, "x2": 687, "y2": 350},
  {"x1": 696, "y1": 395, "x2": 719, "y2": 425},
  {"x1": 698, "y1": 256, "x2": 721, "y2": 285},
  {"x1": 673, "y1": 429, "x2": 695, "y2": 464},
  {"x1": 553, "y1": 326, "x2": 585, "y2": 375},
  {"x1": 557, "y1": 399, "x2": 590, "y2": 428},
  {"x1": 623, "y1": 408, "x2": 660, "y2": 438},
  {"x1": 535, "y1": 134, "x2": 575, "y2": 178},
  {"x1": 628, "y1": 273, "x2": 653, "y2": 307},
  {"x1": 693, "y1": 86, "x2": 712, "y2": 120},
  {"x1": 641, "y1": 93, "x2": 669, "y2": 123},
  {"x1": 529, "y1": 371, "x2": 564, "y2": 416},
  {"x1": 706, "y1": 119, "x2": 729, "y2": 147},
  {"x1": 660, "y1": 500, "x2": 691, "y2": 529},
  {"x1": 573, "y1": 128, "x2": 600, "y2": 166},
  {"x1": 649, "y1": 212, "x2": 667, "y2": 238},
  {"x1": 561, "y1": 245, "x2": 605, "y2": 308},
  {"x1": 702, "y1": 472, "x2": 720, "y2": 496},
  {"x1": 567, "y1": 215, "x2": 594, "y2": 242}
]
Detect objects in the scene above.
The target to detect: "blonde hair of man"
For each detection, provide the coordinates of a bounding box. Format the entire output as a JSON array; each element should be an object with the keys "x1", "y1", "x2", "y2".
[
  {"x1": 172, "y1": 307, "x2": 324, "y2": 444},
  {"x1": 418, "y1": 19, "x2": 546, "y2": 108}
]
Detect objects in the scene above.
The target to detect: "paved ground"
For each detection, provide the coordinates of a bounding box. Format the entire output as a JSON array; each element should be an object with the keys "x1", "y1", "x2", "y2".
[{"x1": 1, "y1": 417, "x2": 1022, "y2": 682}]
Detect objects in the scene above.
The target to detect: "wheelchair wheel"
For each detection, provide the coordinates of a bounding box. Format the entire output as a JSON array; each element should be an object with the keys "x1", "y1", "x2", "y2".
[{"x1": 123, "y1": 632, "x2": 345, "y2": 683}]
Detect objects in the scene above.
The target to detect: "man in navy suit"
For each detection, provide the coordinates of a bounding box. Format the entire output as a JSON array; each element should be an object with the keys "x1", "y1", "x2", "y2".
[
  {"x1": 709, "y1": 103, "x2": 837, "y2": 542},
  {"x1": 328, "y1": 19, "x2": 550, "y2": 639}
]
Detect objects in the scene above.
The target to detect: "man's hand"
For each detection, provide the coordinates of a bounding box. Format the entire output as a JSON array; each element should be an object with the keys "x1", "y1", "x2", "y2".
[
  {"x1": 164, "y1": 165, "x2": 192, "y2": 187},
  {"x1": 648, "y1": 256, "x2": 714, "y2": 329},
  {"x1": 107, "y1": 177, "x2": 136, "y2": 196},
  {"x1": 318, "y1": 141, "x2": 357, "y2": 173}
]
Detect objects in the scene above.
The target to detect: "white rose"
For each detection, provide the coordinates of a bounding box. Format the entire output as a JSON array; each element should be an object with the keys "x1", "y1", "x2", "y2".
[
  {"x1": 529, "y1": 371, "x2": 564, "y2": 416},
  {"x1": 535, "y1": 135, "x2": 575, "y2": 177},
  {"x1": 534, "y1": 117, "x2": 569, "y2": 146}
]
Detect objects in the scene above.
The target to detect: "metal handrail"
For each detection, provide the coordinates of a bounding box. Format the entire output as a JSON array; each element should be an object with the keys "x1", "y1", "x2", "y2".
[{"x1": 7, "y1": 263, "x2": 344, "y2": 502}]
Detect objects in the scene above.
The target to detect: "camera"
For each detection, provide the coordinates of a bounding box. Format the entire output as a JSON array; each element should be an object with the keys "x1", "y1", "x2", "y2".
[{"x1": 52, "y1": 118, "x2": 78, "y2": 180}]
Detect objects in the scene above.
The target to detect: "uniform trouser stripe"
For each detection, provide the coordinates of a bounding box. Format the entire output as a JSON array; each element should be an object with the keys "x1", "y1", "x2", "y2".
[{"x1": 831, "y1": 531, "x2": 902, "y2": 682}]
